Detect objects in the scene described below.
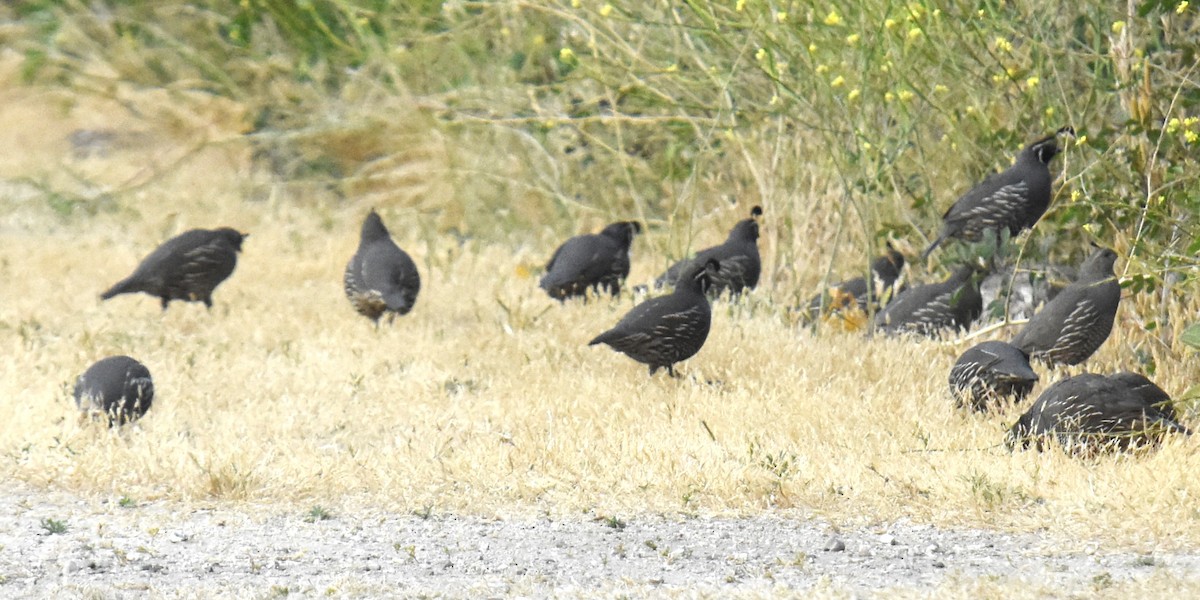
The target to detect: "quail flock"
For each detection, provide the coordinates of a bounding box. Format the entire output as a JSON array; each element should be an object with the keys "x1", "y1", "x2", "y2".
[{"x1": 73, "y1": 127, "x2": 1190, "y2": 455}]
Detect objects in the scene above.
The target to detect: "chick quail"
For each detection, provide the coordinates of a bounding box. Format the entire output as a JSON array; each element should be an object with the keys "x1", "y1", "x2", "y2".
[
  {"x1": 540, "y1": 221, "x2": 641, "y2": 300},
  {"x1": 654, "y1": 206, "x2": 761, "y2": 297},
  {"x1": 590, "y1": 259, "x2": 720, "y2": 377},
  {"x1": 807, "y1": 243, "x2": 905, "y2": 318},
  {"x1": 923, "y1": 127, "x2": 1074, "y2": 260},
  {"x1": 949, "y1": 340, "x2": 1039, "y2": 412},
  {"x1": 73, "y1": 356, "x2": 154, "y2": 426},
  {"x1": 1011, "y1": 247, "x2": 1121, "y2": 367},
  {"x1": 873, "y1": 265, "x2": 982, "y2": 337},
  {"x1": 1007, "y1": 372, "x2": 1190, "y2": 453},
  {"x1": 344, "y1": 210, "x2": 421, "y2": 323},
  {"x1": 101, "y1": 227, "x2": 246, "y2": 310}
]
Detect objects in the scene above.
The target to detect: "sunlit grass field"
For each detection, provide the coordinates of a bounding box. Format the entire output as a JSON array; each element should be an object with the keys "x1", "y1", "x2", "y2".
[{"x1": 2, "y1": 59, "x2": 1199, "y2": 556}]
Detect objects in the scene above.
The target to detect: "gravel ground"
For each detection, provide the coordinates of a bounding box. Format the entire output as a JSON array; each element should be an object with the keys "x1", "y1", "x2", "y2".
[{"x1": 3, "y1": 486, "x2": 1199, "y2": 598}]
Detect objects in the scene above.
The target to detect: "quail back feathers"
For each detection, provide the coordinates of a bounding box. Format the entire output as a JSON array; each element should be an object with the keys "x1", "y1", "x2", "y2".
[
  {"x1": 873, "y1": 265, "x2": 982, "y2": 337},
  {"x1": 101, "y1": 227, "x2": 246, "y2": 310},
  {"x1": 654, "y1": 206, "x2": 761, "y2": 297},
  {"x1": 590, "y1": 259, "x2": 720, "y2": 377},
  {"x1": 1011, "y1": 247, "x2": 1121, "y2": 367},
  {"x1": 948, "y1": 340, "x2": 1039, "y2": 412},
  {"x1": 541, "y1": 221, "x2": 641, "y2": 300},
  {"x1": 344, "y1": 210, "x2": 421, "y2": 323},
  {"x1": 73, "y1": 355, "x2": 154, "y2": 426}
]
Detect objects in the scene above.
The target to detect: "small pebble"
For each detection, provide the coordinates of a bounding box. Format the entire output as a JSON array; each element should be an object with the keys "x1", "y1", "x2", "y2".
[
  {"x1": 881, "y1": 534, "x2": 898, "y2": 546},
  {"x1": 824, "y1": 536, "x2": 846, "y2": 552}
]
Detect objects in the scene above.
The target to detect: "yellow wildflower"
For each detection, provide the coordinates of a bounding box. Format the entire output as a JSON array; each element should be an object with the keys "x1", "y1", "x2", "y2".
[
  {"x1": 1071, "y1": 190, "x2": 1081, "y2": 202},
  {"x1": 736, "y1": 0, "x2": 746, "y2": 12},
  {"x1": 995, "y1": 37, "x2": 1013, "y2": 52},
  {"x1": 1025, "y1": 76, "x2": 1039, "y2": 88},
  {"x1": 907, "y1": 28, "x2": 923, "y2": 40},
  {"x1": 1186, "y1": 131, "x2": 1199, "y2": 144},
  {"x1": 831, "y1": 75, "x2": 846, "y2": 88},
  {"x1": 816, "y1": 64, "x2": 830, "y2": 74},
  {"x1": 776, "y1": 11, "x2": 788, "y2": 23},
  {"x1": 848, "y1": 89, "x2": 861, "y2": 101},
  {"x1": 846, "y1": 33, "x2": 860, "y2": 45},
  {"x1": 824, "y1": 11, "x2": 842, "y2": 26},
  {"x1": 898, "y1": 90, "x2": 914, "y2": 102},
  {"x1": 884, "y1": 91, "x2": 895, "y2": 102},
  {"x1": 600, "y1": 4, "x2": 613, "y2": 17},
  {"x1": 934, "y1": 84, "x2": 948, "y2": 94},
  {"x1": 1045, "y1": 107, "x2": 1055, "y2": 118},
  {"x1": 1178, "y1": 1, "x2": 1189, "y2": 13},
  {"x1": 1112, "y1": 21, "x2": 1126, "y2": 34},
  {"x1": 756, "y1": 48, "x2": 768, "y2": 62},
  {"x1": 559, "y1": 48, "x2": 576, "y2": 62},
  {"x1": 808, "y1": 43, "x2": 817, "y2": 53},
  {"x1": 885, "y1": 18, "x2": 897, "y2": 29},
  {"x1": 1076, "y1": 135, "x2": 1088, "y2": 145}
]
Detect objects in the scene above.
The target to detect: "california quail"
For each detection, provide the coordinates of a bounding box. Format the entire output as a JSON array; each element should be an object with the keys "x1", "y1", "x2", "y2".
[
  {"x1": 540, "y1": 221, "x2": 641, "y2": 300},
  {"x1": 1108, "y1": 372, "x2": 1181, "y2": 421},
  {"x1": 948, "y1": 341, "x2": 1039, "y2": 412},
  {"x1": 654, "y1": 206, "x2": 761, "y2": 297},
  {"x1": 1007, "y1": 373, "x2": 1190, "y2": 453},
  {"x1": 590, "y1": 259, "x2": 720, "y2": 377},
  {"x1": 73, "y1": 356, "x2": 154, "y2": 426},
  {"x1": 101, "y1": 227, "x2": 246, "y2": 310},
  {"x1": 807, "y1": 243, "x2": 905, "y2": 318},
  {"x1": 922, "y1": 127, "x2": 1074, "y2": 260},
  {"x1": 872, "y1": 265, "x2": 982, "y2": 337},
  {"x1": 344, "y1": 210, "x2": 421, "y2": 323},
  {"x1": 1010, "y1": 247, "x2": 1121, "y2": 367}
]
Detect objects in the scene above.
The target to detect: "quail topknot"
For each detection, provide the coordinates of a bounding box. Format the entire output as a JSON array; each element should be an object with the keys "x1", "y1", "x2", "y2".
[
  {"x1": 654, "y1": 206, "x2": 761, "y2": 297},
  {"x1": 101, "y1": 227, "x2": 246, "y2": 310},
  {"x1": 1011, "y1": 246, "x2": 1121, "y2": 367},
  {"x1": 344, "y1": 210, "x2": 421, "y2": 323},
  {"x1": 73, "y1": 355, "x2": 154, "y2": 426},
  {"x1": 873, "y1": 264, "x2": 982, "y2": 337},
  {"x1": 590, "y1": 259, "x2": 720, "y2": 377},
  {"x1": 540, "y1": 221, "x2": 641, "y2": 300},
  {"x1": 948, "y1": 340, "x2": 1039, "y2": 412},
  {"x1": 1007, "y1": 372, "x2": 1190, "y2": 453},
  {"x1": 923, "y1": 127, "x2": 1074, "y2": 260},
  {"x1": 807, "y1": 243, "x2": 905, "y2": 319}
]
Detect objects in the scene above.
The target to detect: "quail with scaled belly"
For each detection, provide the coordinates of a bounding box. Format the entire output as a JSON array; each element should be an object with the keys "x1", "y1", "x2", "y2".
[
  {"x1": 1011, "y1": 247, "x2": 1121, "y2": 367},
  {"x1": 540, "y1": 221, "x2": 641, "y2": 300},
  {"x1": 654, "y1": 206, "x2": 761, "y2": 297},
  {"x1": 873, "y1": 264, "x2": 982, "y2": 337},
  {"x1": 923, "y1": 127, "x2": 1074, "y2": 260},
  {"x1": 949, "y1": 340, "x2": 1039, "y2": 412},
  {"x1": 101, "y1": 227, "x2": 246, "y2": 310},
  {"x1": 1007, "y1": 372, "x2": 1190, "y2": 453},
  {"x1": 590, "y1": 259, "x2": 720, "y2": 377},
  {"x1": 73, "y1": 356, "x2": 154, "y2": 426},
  {"x1": 344, "y1": 210, "x2": 421, "y2": 324}
]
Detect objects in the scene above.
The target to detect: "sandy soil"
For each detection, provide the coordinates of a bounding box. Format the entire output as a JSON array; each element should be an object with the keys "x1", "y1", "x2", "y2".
[{"x1": 2, "y1": 485, "x2": 1198, "y2": 598}]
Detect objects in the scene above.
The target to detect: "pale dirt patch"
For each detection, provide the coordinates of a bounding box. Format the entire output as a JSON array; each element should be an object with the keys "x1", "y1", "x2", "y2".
[{"x1": 3, "y1": 484, "x2": 1199, "y2": 598}]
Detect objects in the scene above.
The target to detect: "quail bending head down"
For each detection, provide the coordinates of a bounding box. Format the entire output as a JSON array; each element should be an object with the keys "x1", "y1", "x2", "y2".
[
  {"x1": 101, "y1": 227, "x2": 247, "y2": 310},
  {"x1": 654, "y1": 206, "x2": 762, "y2": 298},
  {"x1": 590, "y1": 259, "x2": 720, "y2": 377},
  {"x1": 923, "y1": 126, "x2": 1074, "y2": 260},
  {"x1": 73, "y1": 356, "x2": 155, "y2": 426},
  {"x1": 1011, "y1": 246, "x2": 1121, "y2": 367},
  {"x1": 1007, "y1": 372, "x2": 1190, "y2": 454},
  {"x1": 949, "y1": 340, "x2": 1039, "y2": 412},
  {"x1": 807, "y1": 242, "x2": 905, "y2": 318},
  {"x1": 540, "y1": 221, "x2": 641, "y2": 300}
]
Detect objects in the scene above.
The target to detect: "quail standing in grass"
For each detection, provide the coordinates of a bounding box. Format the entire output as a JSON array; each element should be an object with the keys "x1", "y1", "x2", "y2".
[
  {"x1": 1007, "y1": 372, "x2": 1190, "y2": 453},
  {"x1": 1010, "y1": 246, "x2": 1121, "y2": 367},
  {"x1": 872, "y1": 264, "x2": 982, "y2": 337},
  {"x1": 949, "y1": 340, "x2": 1039, "y2": 412},
  {"x1": 922, "y1": 127, "x2": 1074, "y2": 260},
  {"x1": 101, "y1": 227, "x2": 247, "y2": 310},
  {"x1": 654, "y1": 206, "x2": 761, "y2": 297},
  {"x1": 540, "y1": 221, "x2": 641, "y2": 300},
  {"x1": 73, "y1": 355, "x2": 154, "y2": 426},
  {"x1": 807, "y1": 243, "x2": 905, "y2": 318},
  {"x1": 344, "y1": 210, "x2": 421, "y2": 323},
  {"x1": 590, "y1": 259, "x2": 720, "y2": 377}
]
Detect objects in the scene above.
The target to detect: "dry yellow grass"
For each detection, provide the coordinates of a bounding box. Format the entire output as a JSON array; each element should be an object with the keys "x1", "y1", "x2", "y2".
[{"x1": 2, "y1": 60, "x2": 1199, "y2": 557}]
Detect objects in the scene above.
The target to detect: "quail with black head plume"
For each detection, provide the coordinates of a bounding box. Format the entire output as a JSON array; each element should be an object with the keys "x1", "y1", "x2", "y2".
[
  {"x1": 101, "y1": 227, "x2": 246, "y2": 310},
  {"x1": 923, "y1": 127, "x2": 1074, "y2": 260},
  {"x1": 344, "y1": 210, "x2": 421, "y2": 323},
  {"x1": 1010, "y1": 246, "x2": 1121, "y2": 367},
  {"x1": 590, "y1": 259, "x2": 720, "y2": 377},
  {"x1": 655, "y1": 206, "x2": 761, "y2": 297}
]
